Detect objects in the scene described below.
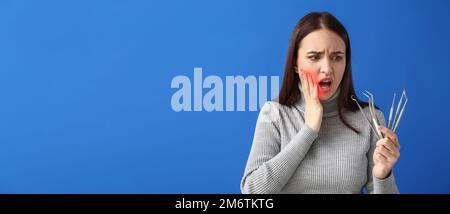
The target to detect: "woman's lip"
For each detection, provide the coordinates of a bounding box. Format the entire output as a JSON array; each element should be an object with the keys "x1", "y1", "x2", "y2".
[
  {"x1": 318, "y1": 85, "x2": 332, "y2": 93},
  {"x1": 318, "y1": 77, "x2": 332, "y2": 94},
  {"x1": 318, "y1": 77, "x2": 333, "y2": 83}
]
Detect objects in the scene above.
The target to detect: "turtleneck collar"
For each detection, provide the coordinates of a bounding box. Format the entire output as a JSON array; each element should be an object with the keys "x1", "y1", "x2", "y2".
[{"x1": 296, "y1": 82, "x2": 340, "y2": 117}]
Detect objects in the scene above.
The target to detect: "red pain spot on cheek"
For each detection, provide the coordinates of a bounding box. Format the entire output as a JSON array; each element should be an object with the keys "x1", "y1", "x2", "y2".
[
  {"x1": 306, "y1": 71, "x2": 327, "y2": 97},
  {"x1": 303, "y1": 71, "x2": 324, "y2": 97},
  {"x1": 303, "y1": 71, "x2": 317, "y2": 83},
  {"x1": 304, "y1": 71, "x2": 319, "y2": 85}
]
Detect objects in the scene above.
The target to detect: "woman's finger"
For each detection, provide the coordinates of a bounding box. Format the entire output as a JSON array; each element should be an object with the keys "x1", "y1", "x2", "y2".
[
  {"x1": 303, "y1": 72, "x2": 310, "y2": 97},
  {"x1": 313, "y1": 80, "x2": 318, "y2": 99},
  {"x1": 379, "y1": 126, "x2": 397, "y2": 143},
  {"x1": 377, "y1": 138, "x2": 398, "y2": 156},
  {"x1": 310, "y1": 73, "x2": 318, "y2": 99},
  {"x1": 378, "y1": 126, "x2": 400, "y2": 149},
  {"x1": 300, "y1": 72, "x2": 307, "y2": 93},
  {"x1": 375, "y1": 151, "x2": 387, "y2": 162},
  {"x1": 307, "y1": 73, "x2": 315, "y2": 98},
  {"x1": 377, "y1": 146, "x2": 394, "y2": 162}
]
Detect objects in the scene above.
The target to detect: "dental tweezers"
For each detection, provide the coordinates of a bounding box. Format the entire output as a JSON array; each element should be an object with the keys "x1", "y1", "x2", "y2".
[{"x1": 351, "y1": 89, "x2": 408, "y2": 140}]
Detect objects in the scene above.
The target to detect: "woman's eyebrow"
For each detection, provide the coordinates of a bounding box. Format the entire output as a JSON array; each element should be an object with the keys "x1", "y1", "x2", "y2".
[
  {"x1": 306, "y1": 51, "x2": 345, "y2": 55},
  {"x1": 306, "y1": 51, "x2": 324, "y2": 54},
  {"x1": 331, "y1": 51, "x2": 345, "y2": 54}
]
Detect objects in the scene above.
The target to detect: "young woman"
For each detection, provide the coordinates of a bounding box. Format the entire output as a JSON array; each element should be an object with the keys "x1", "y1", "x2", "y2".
[{"x1": 241, "y1": 12, "x2": 400, "y2": 194}]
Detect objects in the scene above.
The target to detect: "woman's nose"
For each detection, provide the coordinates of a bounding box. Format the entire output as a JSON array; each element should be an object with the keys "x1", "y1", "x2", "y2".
[{"x1": 320, "y1": 58, "x2": 333, "y2": 75}]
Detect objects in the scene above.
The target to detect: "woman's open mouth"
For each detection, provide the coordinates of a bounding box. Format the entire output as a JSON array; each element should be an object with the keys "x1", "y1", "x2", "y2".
[{"x1": 318, "y1": 77, "x2": 332, "y2": 93}]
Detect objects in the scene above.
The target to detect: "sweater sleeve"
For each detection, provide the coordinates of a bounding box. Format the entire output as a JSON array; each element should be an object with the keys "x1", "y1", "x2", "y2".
[
  {"x1": 240, "y1": 102, "x2": 318, "y2": 194},
  {"x1": 365, "y1": 109, "x2": 400, "y2": 194}
]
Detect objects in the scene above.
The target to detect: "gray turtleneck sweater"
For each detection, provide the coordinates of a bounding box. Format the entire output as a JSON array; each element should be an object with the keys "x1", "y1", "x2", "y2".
[{"x1": 240, "y1": 85, "x2": 399, "y2": 194}]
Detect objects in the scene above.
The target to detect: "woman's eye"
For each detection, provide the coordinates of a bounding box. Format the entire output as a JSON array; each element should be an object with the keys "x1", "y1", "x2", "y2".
[
  {"x1": 332, "y1": 55, "x2": 343, "y2": 61},
  {"x1": 308, "y1": 55, "x2": 320, "y2": 61}
]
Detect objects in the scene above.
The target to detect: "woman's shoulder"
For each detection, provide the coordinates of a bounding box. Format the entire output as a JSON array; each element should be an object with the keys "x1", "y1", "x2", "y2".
[
  {"x1": 258, "y1": 101, "x2": 279, "y2": 124},
  {"x1": 258, "y1": 98, "x2": 297, "y2": 124}
]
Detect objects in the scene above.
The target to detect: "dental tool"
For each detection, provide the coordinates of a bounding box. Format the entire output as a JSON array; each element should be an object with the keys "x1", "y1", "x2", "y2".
[
  {"x1": 350, "y1": 95, "x2": 381, "y2": 140},
  {"x1": 391, "y1": 90, "x2": 405, "y2": 130},
  {"x1": 393, "y1": 90, "x2": 408, "y2": 132},
  {"x1": 352, "y1": 90, "x2": 408, "y2": 139},
  {"x1": 363, "y1": 91, "x2": 383, "y2": 139},
  {"x1": 387, "y1": 93, "x2": 396, "y2": 129}
]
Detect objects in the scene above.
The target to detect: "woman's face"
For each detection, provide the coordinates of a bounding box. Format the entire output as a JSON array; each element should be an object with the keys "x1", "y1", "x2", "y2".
[{"x1": 296, "y1": 29, "x2": 346, "y2": 101}]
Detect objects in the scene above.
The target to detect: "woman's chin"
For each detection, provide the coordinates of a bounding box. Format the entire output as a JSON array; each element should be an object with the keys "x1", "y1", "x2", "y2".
[
  {"x1": 319, "y1": 91, "x2": 336, "y2": 101},
  {"x1": 319, "y1": 96, "x2": 329, "y2": 101}
]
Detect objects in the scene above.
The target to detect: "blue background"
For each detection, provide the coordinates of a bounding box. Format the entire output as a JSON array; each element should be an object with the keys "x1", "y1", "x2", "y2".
[{"x1": 0, "y1": 0, "x2": 449, "y2": 193}]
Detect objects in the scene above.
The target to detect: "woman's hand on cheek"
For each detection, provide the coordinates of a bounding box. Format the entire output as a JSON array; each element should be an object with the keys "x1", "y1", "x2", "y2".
[{"x1": 300, "y1": 71, "x2": 323, "y2": 133}]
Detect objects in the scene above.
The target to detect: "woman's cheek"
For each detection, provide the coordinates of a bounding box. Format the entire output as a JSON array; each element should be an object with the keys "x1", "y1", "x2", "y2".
[{"x1": 301, "y1": 70, "x2": 319, "y2": 84}]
